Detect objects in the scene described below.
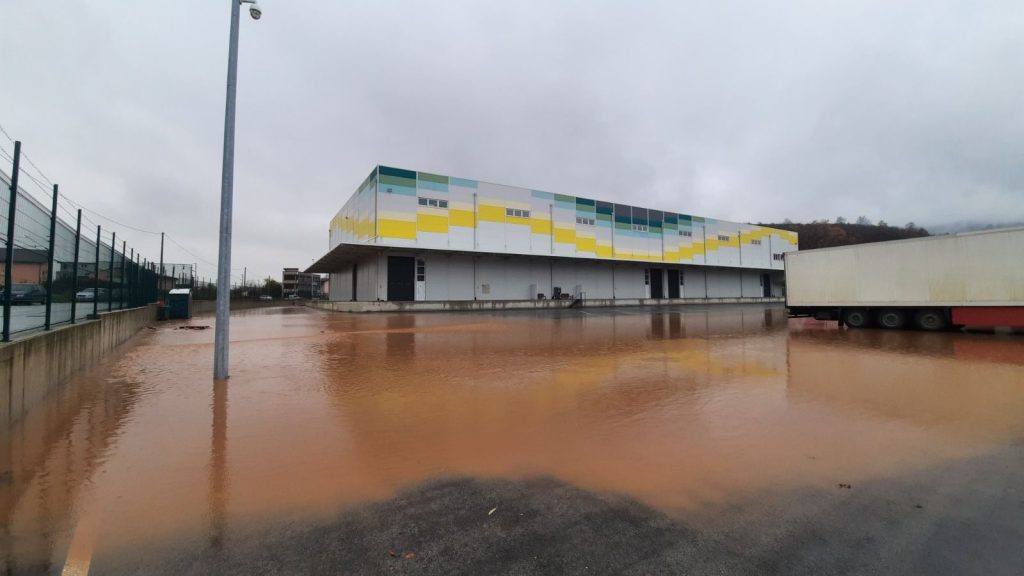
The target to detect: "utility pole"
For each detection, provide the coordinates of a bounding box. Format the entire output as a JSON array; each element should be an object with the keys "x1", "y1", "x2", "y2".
[{"x1": 214, "y1": 0, "x2": 261, "y2": 379}]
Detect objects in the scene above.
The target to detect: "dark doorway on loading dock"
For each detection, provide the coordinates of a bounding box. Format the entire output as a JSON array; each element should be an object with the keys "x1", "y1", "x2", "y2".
[
  {"x1": 667, "y1": 269, "x2": 680, "y2": 299},
  {"x1": 387, "y1": 256, "x2": 415, "y2": 301},
  {"x1": 650, "y1": 268, "x2": 664, "y2": 299},
  {"x1": 762, "y1": 273, "x2": 772, "y2": 297},
  {"x1": 351, "y1": 265, "x2": 358, "y2": 301}
]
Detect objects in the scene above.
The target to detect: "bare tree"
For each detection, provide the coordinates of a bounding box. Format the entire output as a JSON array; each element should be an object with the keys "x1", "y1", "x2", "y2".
[
  {"x1": 856, "y1": 216, "x2": 872, "y2": 225},
  {"x1": 835, "y1": 216, "x2": 847, "y2": 224}
]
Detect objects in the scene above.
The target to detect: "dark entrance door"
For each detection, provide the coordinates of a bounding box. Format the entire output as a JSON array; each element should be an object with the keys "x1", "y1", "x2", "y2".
[
  {"x1": 650, "y1": 268, "x2": 664, "y2": 299},
  {"x1": 762, "y1": 273, "x2": 772, "y2": 297},
  {"x1": 351, "y1": 265, "x2": 358, "y2": 301},
  {"x1": 387, "y1": 256, "x2": 415, "y2": 301},
  {"x1": 666, "y1": 269, "x2": 680, "y2": 299}
]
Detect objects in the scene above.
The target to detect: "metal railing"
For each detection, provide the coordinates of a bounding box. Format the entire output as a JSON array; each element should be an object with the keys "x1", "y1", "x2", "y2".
[{"x1": 1, "y1": 139, "x2": 166, "y2": 341}]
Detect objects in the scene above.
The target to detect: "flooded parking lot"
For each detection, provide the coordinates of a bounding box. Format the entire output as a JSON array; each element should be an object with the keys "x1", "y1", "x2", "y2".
[{"x1": 3, "y1": 304, "x2": 1024, "y2": 574}]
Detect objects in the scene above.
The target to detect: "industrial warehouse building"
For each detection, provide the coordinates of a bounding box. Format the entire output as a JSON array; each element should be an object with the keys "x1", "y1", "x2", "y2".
[{"x1": 307, "y1": 166, "x2": 798, "y2": 305}]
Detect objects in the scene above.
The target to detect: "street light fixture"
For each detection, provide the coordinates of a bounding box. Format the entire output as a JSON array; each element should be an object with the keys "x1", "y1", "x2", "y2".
[{"x1": 214, "y1": 0, "x2": 262, "y2": 380}]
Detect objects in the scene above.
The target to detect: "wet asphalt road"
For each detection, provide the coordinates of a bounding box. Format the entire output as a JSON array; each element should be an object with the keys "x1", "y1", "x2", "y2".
[{"x1": 95, "y1": 445, "x2": 1024, "y2": 576}]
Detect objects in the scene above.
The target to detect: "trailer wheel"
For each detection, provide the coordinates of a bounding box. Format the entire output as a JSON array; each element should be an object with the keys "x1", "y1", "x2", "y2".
[
  {"x1": 914, "y1": 309, "x2": 947, "y2": 331},
  {"x1": 877, "y1": 309, "x2": 906, "y2": 329},
  {"x1": 843, "y1": 309, "x2": 872, "y2": 328}
]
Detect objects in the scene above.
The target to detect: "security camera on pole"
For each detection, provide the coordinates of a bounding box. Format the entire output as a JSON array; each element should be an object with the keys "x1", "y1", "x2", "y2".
[{"x1": 215, "y1": 0, "x2": 262, "y2": 380}]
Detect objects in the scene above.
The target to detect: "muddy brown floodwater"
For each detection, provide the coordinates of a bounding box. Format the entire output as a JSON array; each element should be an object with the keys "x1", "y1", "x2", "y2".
[{"x1": 2, "y1": 304, "x2": 1024, "y2": 573}]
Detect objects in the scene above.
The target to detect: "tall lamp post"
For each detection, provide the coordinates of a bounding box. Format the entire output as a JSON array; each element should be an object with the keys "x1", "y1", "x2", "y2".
[{"x1": 215, "y1": 0, "x2": 262, "y2": 380}]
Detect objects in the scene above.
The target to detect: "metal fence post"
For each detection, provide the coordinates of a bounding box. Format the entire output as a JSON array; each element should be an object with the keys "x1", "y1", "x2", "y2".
[
  {"x1": 142, "y1": 257, "x2": 147, "y2": 306},
  {"x1": 44, "y1": 184, "x2": 58, "y2": 330},
  {"x1": 159, "y1": 232, "x2": 164, "y2": 297},
  {"x1": 71, "y1": 209, "x2": 82, "y2": 323},
  {"x1": 3, "y1": 141, "x2": 22, "y2": 342},
  {"x1": 121, "y1": 239, "x2": 129, "y2": 307},
  {"x1": 94, "y1": 225, "x2": 101, "y2": 317},
  {"x1": 124, "y1": 245, "x2": 131, "y2": 309},
  {"x1": 136, "y1": 255, "x2": 141, "y2": 305},
  {"x1": 127, "y1": 247, "x2": 134, "y2": 307},
  {"x1": 107, "y1": 231, "x2": 115, "y2": 312}
]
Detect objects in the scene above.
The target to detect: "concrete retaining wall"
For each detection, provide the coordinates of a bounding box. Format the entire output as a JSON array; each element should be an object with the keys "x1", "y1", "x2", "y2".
[
  {"x1": 309, "y1": 296, "x2": 784, "y2": 313},
  {"x1": 0, "y1": 304, "x2": 156, "y2": 428},
  {"x1": 191, "y1": 299, "x2": 302, "y2": 315}
]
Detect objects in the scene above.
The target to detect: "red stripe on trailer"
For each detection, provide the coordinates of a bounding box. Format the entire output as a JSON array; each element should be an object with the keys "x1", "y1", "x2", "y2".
[{"x1": 952, "y1": 307, "x2": 1024, "y2": 328}]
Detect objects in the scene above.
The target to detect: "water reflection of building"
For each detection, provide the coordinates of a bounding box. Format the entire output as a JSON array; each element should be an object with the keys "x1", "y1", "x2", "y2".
[{"x1": 305, "y1": 307, "x2": 790, "y2": 507}]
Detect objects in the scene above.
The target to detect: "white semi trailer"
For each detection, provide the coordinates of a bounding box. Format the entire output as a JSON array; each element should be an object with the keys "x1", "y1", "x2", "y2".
[{"x1": 785, "y1": 227, "x2": 1024, "y2": 330}]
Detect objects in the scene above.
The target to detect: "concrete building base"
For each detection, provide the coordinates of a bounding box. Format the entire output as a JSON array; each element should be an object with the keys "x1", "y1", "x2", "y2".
[
  {"x1": 0, "y1": 304, "x2": 156, "y2": 428},
  {"x1": 309, "y1": 296, "x2": 785, "y2": 313}
]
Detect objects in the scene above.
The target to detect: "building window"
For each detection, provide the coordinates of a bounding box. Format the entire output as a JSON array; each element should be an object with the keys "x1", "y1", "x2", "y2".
[
  {"x1": 418, "y1": 197, "x2": 448, "y2": 209},
  {"x1": 505, "y1": 207, "x2": 531, "y2": 218},
  {"x1": 718, "y1": 234, "x2": 730, "y2": 242},
  {"x1": 679, "y1": 230, "x2": 692, "y2": 237},
  {"x1": 416, "y1": 259, "x2": 425, "y2": 281},
  {"x1": 750, "y1": 239, "x2": 761, "y2": 245},
  {"x1": 575, "y1": 216, "x2": 595, "y2": 226},
  {"x1": 632, "y1": 224, "x2": 648, "y2": 232},
  {"x1": 773, "y1": 253, "x2": 784, "y2": 261}
]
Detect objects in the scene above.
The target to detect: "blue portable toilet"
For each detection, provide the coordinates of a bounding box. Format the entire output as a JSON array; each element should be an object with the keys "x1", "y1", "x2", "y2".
[{"x1": 167, "y1": 288, "x2": 193, "y2": 319}]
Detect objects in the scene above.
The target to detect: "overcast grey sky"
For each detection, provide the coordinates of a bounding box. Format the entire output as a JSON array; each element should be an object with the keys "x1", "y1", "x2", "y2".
[{"x1": 1, "y1": 1, "x2": 1021, "y2": 281}]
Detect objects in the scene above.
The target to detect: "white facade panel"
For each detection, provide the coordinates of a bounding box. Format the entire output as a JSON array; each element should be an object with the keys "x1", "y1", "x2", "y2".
[
  {"x1": 683, "y1": 267, "x2": 707, "y2": 298},
  {"x1": 740, "y1": 270, "x2": 763, "y2": 298},
  {"x1": 706, "y1": 269, "x2": 743, "y2": 298},
  {"x1": 613, "y1": 266, "x2": 647, "y2": 299},
  {"x1": 447, "y1": 256, "x2": 475, "y2": 300}
]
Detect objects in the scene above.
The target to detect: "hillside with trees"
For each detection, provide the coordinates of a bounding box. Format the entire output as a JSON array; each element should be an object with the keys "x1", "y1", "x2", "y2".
[{"x1": 760, "y1": 217, "x2": 929, "y2": 250}]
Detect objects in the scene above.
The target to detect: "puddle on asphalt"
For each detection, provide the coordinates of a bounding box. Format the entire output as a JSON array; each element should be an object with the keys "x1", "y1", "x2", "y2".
[{"x1": 2, "y1": 305, "x2": 1023, "y2": 569}]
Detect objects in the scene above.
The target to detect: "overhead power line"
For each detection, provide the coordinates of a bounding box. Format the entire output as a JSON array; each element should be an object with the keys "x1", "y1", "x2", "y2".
[{"x1": 1, "y1": 118, "x2": 220, "y2": 273}]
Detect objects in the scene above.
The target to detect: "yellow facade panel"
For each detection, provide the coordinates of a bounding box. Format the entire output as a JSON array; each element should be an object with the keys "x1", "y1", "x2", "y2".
[
  {"x1": 575, "y1": 236, "x2": 596, "y2": 252},
  {"x1": 417, "y1": 213, "x2": 449, "y2": 233},
  {"x1": 530, "y1": 218, "x2": 551, "y2": 235},
  {"x1": 378, "y1": 218, "x2": 417, "y2": 240},
  {"x1": 449, "y1": 209, "x2": 475, "y2": 228},
  {"x1": 478, "y1": 204, "x2": 505, "y2": 223},
  {"x1": 553, "y1": 227, "x2": 576, "y2": 244}
]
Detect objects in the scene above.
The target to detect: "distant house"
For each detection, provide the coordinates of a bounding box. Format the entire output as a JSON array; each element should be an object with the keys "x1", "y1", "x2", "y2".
[{"x1": 0, "y1": 248, "x2": 48, "y2": 284}]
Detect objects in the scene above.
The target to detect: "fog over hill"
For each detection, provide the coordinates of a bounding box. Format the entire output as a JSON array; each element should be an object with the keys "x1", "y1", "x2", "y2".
[{"x1": 924, "y1": 221, "x2": 1024, "y2": 235}]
